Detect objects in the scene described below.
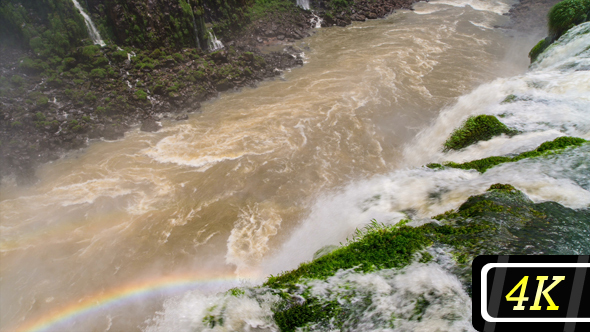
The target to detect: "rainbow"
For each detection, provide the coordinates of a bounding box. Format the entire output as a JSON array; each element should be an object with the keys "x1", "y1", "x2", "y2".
[{"x1": 14, "y1": 272, "x2": 249, "y2": 332}]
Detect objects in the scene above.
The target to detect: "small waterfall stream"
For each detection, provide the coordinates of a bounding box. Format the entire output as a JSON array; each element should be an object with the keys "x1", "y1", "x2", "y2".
[
  {"x1": 191, "y1": 14, "x2": 201, "y2": 50},
  {"x1": 70, "y1": 0, "x2": 105, "y2": 46},
  {"x1": 297, "y1": 0, "x2": 311, "y2": 10},
  {"x1": 207, "y1": 30, "x2": 224, "y2": 51}
]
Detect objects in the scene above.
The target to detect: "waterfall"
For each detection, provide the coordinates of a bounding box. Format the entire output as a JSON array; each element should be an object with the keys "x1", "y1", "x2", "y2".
[
  {"x1": 191, "y1": 14, "x2": 201, "y2": 50},
  {"x1": 297, "y1": 0, "x2": 320, "y2": 27},
  {"x1": 297, "y1": 0, "x2": 310, "y2": 10},
  {"x1": 70, "y1": 0, "x2": 105, "y2": 46},
  {"x1": 207, "y1": 30, "x2": 224, "y2": 51},
  {"x1": 311, "y1": 13, "x2": 323, "y2": 28}
]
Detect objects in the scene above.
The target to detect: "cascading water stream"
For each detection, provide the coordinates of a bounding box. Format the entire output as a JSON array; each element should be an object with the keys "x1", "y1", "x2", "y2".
[
  {"x1": 297, "y1": 0, "x2": 310, "y2": 10},
  {"x1": 207, "y1": 30, "x2": 224, "y2": 51},
  {"x1": 191, "y1": 15, "x2": 201, "y2": 50},
  {"x1": 70, "y1": 0, "x2": 106, "y2": 47},
  {"x1": 2, "y1": 1, "x2": 582, "y2": 331},
  {"x1": 296, "y1": 0, "x2": 323, "y2": 28}
]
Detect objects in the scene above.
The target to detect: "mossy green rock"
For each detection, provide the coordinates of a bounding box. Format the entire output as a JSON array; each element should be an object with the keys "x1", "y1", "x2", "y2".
[
  {"x1": 443, "y1": 115, "x2": 518, "y2": 152},
  {"x1": 444, "y1": 136, "x2": 587, "y2": 173}
]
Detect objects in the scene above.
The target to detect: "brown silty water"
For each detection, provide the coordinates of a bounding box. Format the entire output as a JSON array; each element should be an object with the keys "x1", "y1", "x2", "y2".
[{"x1": 0, "y1": 1, "x2": 544, "y2": 331}]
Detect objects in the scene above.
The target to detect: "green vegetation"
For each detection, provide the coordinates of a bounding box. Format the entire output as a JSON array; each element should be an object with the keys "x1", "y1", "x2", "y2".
[
  {"x1": 529, "y1": 0, "x2": 590, "y2": 61},
  {"x1": 36, "y1": 96, "x2": 49, "y2": 107},
  {"x1": 89, "y1": 68, "x2": 106, "y2": 79},
  {"x1": 529, "y1": 38, "x2": 551, "y2": 62},
  {"x1": 267, "y1": 218, "x2": 491, "y2": 330},
  {"x1": 10, "y1": 75, "x2": 25, "y2": 86},
  {"x1": 265, "y1": 221, "x2": 433, "y2": 289},
  {"x1": 0, "y1": 0, "x2": 89, "y2": 56},
  {"x1": 443, "y1": 136, "x2": 587, "y2": 173},
  {"x1": 443, "y1": 115, "x2": 518, "y2": 151},
  {"x1": 135, "y1": 89, "x2": 148, "y2": 101},
  {"x1": 548, "y1": 0, "x2": 590, "y2": 39}
]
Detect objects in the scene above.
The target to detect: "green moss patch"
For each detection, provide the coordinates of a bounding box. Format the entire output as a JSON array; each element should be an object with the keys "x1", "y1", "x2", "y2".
[
  {"x1": 443, "y1": 115, "x2": 518, "y2": 152},
  {"x1": 443, "y1": 136, "x2": 587, "y2": 173},
  {"x1": 274, "y1": 299, "x2": 344, "y2": 332},
  {"x1": 529, "y1": 38, "x2": 552, "y2": 62},
  {"x1": 264, "y1": 224, "x2": 433, "y2": 289}
]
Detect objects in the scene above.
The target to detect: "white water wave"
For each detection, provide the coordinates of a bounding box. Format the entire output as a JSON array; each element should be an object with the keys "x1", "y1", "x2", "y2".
[
  {"x1": 305, "y1": 263, "x2": 474, "y2": 332},
  {"x1": 425, "y1": 0, "x2": 512, "y2": 15},
  {"x1": 144, "y1": 289, "x2": 279, "y2": 332}
]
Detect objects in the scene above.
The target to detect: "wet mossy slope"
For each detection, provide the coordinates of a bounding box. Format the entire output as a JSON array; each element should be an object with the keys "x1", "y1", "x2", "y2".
[{"x1": 264, "y1": 182, "x2": 590, "y2": 331}]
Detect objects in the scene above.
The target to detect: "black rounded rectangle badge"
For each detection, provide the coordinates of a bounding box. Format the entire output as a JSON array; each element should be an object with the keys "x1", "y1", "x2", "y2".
[{"x1": 472, "y1": 255, "x2": 590, "y2": 332}]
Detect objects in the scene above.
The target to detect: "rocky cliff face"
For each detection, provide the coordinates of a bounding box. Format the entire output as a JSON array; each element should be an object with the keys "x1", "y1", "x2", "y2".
[{"x1": 0, "y1": 0, "x2": 424, "y2": 184}]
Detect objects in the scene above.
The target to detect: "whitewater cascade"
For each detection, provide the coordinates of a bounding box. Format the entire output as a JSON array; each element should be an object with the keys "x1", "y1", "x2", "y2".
[
  {"x1": 208, "y1": 30, "x2": 224, "y2": 51},
  {"x1": 311, "y1": 12, "x2": 323, "y2": 28},
  {"x1": 297, "y1": 0, "x2": 311, "y2": 10},
  {"x1": 70, "y1": 0, "x2": 106, "y2": 47}
]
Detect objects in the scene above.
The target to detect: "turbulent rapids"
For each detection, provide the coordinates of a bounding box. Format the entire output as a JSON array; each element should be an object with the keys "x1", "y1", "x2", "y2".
[{"x1": 1, "y1": 0, "x2": 589, "y2": 331}]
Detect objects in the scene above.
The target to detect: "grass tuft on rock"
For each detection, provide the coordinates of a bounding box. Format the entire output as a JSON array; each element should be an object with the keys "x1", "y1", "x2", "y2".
[
  {"x1": 443, "y1": 115, "x2": 518, "y2": 152},
  {"x1": 487, "y1": 183, "x2": 516, "y2": 192},
  {"x1": 443, "y1": 136, "x2": 587, "y2": 173},
  {"x1": 264, "y1": 222, "x2": 433, "y2": 290}
]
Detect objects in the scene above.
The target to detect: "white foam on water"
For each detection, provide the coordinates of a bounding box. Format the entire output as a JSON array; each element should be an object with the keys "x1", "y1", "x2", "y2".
[
  {"x1": 144, "y1": 261, "x2": 473, "y2": 332},
  {"x1": 142, "y1": 124, "x2": 288, "y2": 171},
  {"x1": 226, "y1": 203, "x2": 283, "y2": 271},
  {"x1": 425, "y1": 0, "x2": 512, "y2": 15},
  {"x1": 304, "y1": 263, "x2": 474, "y2": 331},
  {"x1": 144, "y1": 289, "x2": 279, "y2": 332},
  {"x1": 263, "y1": 146, "x2": 590, "y2": 275}
]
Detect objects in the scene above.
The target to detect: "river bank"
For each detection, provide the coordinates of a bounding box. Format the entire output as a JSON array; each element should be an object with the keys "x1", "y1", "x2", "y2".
[
  {"x1": 0, "y1": 0, "x2": 548, "y2": 184},
  {"x1": 0, "y1": 0, "x2": 424, "y2": 184}
]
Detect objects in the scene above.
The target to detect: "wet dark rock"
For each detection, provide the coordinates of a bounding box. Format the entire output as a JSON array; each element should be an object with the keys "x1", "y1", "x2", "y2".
[
  {"x1": 503, "y1": 0, "x2": 561, "y2": 33},
  {"x1": 175, "y1": 114, "x2": 189, "y2": 121},
  {"x1": 351, "y1": 14, "x2": 366, "y2": 21},
  {"x1": 140, "y1": 118, "x2": 162, "y2": 132}
]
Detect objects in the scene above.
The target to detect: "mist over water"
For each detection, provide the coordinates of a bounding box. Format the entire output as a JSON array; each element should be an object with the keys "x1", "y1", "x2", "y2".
[{"x1": 1, "y1": 1, "x2": 581, "y2": 331}]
